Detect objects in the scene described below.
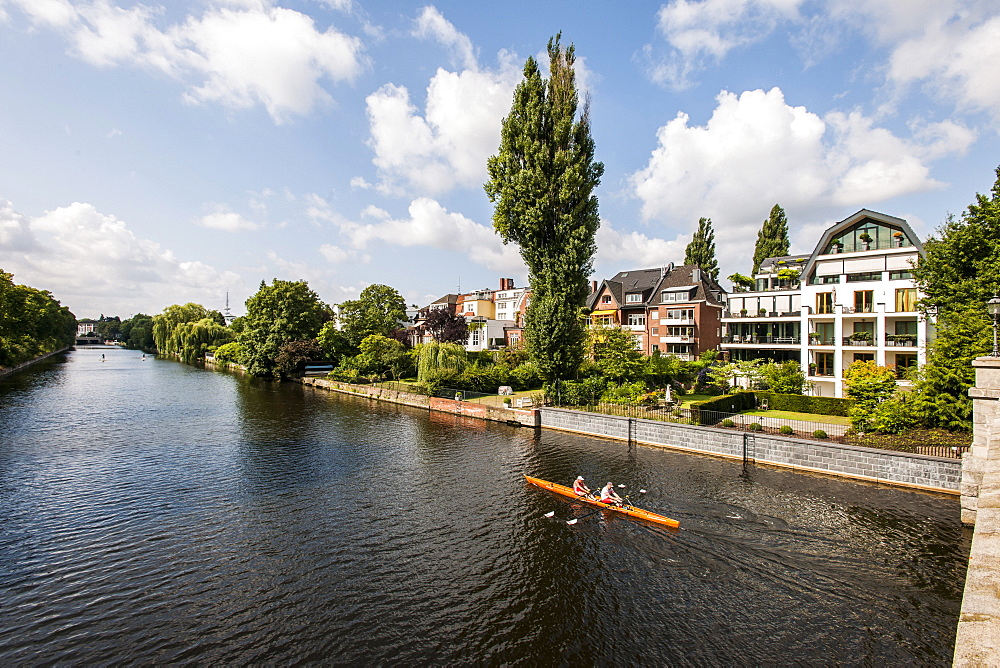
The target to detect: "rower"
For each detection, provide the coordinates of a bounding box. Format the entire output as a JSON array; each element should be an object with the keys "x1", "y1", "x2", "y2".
[
  {"x1": 572, "y1": 476, "x2": 591, "y2": 497},
  {"x1": 599, "y1": 481, "x2": 623, "y2": 506}
]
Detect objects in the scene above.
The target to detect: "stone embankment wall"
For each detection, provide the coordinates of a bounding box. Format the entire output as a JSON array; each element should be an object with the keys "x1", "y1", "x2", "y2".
[
  {"x1": 297, "y1": 377, "x2": 540, "y2": 428},
  {"x1": 542, "y1": 407, "x2": 961, "y2": 494},
  {"x1": 0, "y1": 347, "x2": 71, "y2": 379}
]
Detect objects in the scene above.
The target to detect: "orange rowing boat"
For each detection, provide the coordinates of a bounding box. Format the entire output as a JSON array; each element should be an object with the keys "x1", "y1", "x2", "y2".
[{"x1": 524, "y1": 475, "x2": 680, "y2": 528}]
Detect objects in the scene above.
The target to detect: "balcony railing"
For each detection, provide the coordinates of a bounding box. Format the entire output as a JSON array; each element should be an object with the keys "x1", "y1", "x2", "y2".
[
  {"x1": 623, "y1": 323, "x2": 646, "y2": 331},
  {"x1": 724, "y1": 311, "x2": 799, "y2": 319},
  {"x1": 721, "y1": 335, "x2": 800, "y2": 345},
  {"x1": 843, "y1": 337, "x2": 875, "y2": 346},
  {"x1": 885, "y1": 337, "x2": 917, "y2": 347},
  {"x1": 807, "y1": 338, "x2": 836, "y2": 346}
]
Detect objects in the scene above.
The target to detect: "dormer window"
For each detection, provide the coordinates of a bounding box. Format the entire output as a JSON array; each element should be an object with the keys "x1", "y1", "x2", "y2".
[{"x1": 625, "y1": 293, "x2": 642, "y2": 303}]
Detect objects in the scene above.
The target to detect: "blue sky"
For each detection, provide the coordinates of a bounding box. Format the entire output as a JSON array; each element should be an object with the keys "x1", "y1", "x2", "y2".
[{"x1": 1, "y1": 0, "x2": 998, "y2": 319}]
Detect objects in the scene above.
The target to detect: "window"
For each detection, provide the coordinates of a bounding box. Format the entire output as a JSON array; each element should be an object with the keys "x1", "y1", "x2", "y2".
[
  {"x1": 846, "y1": 272, "x2": 880, "y2": 282},
  {"x1": 895, "y1": 320, "x2": 917, "y2": 336},
  {"x1": 592, "y1": 314, "x2": 614, "y2": 326},
  {"x1": 889, "y1": 270, "x2": 912, "y2": 280},
  {"x1": 668, "y1": 326, "x2": 693, "y2": 337},
  {"x1": 667, "y1": 344, "x2": 690, "y2": 355},
  {"x1": 815, "y1": 352, "x2": 834, "y2": 376},
  {"x1": 816, "y1": 292, "x2": 834, "y2": 314},
  {"x1": 895, "y1": 354, "x2": 917, "y2": 378},
  {"x1": 652, "y1": 344, "x2": 660, "y2": 352},
  {"x1": 895, "y1": 288, "x2": 917, "y2": 312},
  {"x1": 809, "y1": 275, "x2": 840, "y2": 285},
  {"x1": 854, "y1": 290, "x2": 874, "y2": 313},
  {"x1": 666, "y1": 309, "x2": 694, "y2": 320},
  {"x1": 662, "y1": 289, "x2": 692, "y2": 303},
  {"x1": 853, "y1": 353, "x2": 874, "y2": 363},
  {"x1": 626, "y1": 313, "x2": 646, "y2": 326},
  {"x1": 601, "y1": 295, "x2": 611, "y2": 303},
  {"x1": 814, "y1": 322, "x2": 834, "y2": 344},
  {"x1": 625, "y1": 293, "x2": 642, "y2": 303},
  {"x1": 471, "y1": 329, "x2": 480, "y2": 346},
  {"x1": 650, "y1": 311, "x2": 658, "y2": 319},
  {"x1": 651, "y1": 327, "x2": 658, "y2": 335}
]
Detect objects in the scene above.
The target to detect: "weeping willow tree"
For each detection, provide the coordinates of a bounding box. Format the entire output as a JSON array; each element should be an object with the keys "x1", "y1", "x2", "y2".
[
  {"x1": 152, "y1": 303, "x2": 230, "y2": 363},
  {"x1": 416, "y1": 341, "x2": 468, "y2": 383}
]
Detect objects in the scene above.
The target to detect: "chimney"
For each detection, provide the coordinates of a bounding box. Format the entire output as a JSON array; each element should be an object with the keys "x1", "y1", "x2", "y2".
[{"x1": 590, "y1": 280, "x2": 597, "y2": 293}]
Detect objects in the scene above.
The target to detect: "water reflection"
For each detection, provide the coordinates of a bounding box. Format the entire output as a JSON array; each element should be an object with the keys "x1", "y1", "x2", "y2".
[{"x1": 0, "y1": 347, "x2": 968, "y2": 665}]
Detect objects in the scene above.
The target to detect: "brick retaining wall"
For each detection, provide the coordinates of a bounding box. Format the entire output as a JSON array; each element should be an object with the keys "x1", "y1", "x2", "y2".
[{"x1": 541, "y1": 407, "x2": 960, "y2": 494}]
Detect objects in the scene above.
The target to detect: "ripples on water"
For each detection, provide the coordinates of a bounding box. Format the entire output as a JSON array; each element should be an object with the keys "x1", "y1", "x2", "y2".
[{"x1": 0, "y1": 348, "x2": 968, "y2": 665}]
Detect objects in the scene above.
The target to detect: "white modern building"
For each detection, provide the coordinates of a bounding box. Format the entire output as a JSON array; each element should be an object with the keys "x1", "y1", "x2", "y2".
[{"x1": 721, "y1": 209, "x2": 931, "y2": 397}]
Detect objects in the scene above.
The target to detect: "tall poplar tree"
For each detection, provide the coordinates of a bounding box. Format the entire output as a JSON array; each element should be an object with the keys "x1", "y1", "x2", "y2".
[
  {"x1": 484, "y1": 34, "x2": 604, "y2": 382},
  {"x1": 684, "y1": 217, "x2": 719, "y2": 280},
  {"x1": 752, "y1": 204, "x2": 790, "y2": 275}
]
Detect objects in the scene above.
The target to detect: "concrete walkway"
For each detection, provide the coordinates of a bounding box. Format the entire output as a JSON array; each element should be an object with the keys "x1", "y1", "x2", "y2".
[{"x1": 955, "y1": 414, "x2": 1000, "y2": 666}]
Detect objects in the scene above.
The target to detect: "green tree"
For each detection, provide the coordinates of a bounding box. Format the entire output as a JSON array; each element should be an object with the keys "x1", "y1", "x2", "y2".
[
  {"x1": 484, "y1": 34, "x2": 603, "y2": 383},
  {"x1": 843, "y1": 361, "x2": 898, "y2": 432},
  {"x1": 759, "y1": 361, "x2": 805, "y2": 394},
  {"x1": 752, "y1": 204, "x2": 790, "y2": 275},
  {"x1": 728, "y1": 273, "x2": 754, "y2": 292},
  {"x1": 911, "y1": 165, "x2": 1000, "y2": 430},
  {"x1": 274, "y1": 339, "x2": 323, "y2": 377},
  {"x1": 152, "y1": 303, "x2": 215, "y2": 354},
  {"x1": 356, "y1": 334, "x2": 408, "y2": 380},
  {"x1": 239, "y1": 279, "x2": 331, "y2": 377},
  {"x1": 120, "y1": 314, "x2": 155, "y2": 351},
  {"x1": 0, "y1": 269, "x2": 76, "y2": 367},
  {"x1": 416, "y1": 341, "x2": 468, "y2": 383},
  {"x1": 337, "y1": 284, "x2": 408, "y2": 348},
  {"x1": 684, "y1": 217, "x2": 719, "y2": 281},
  {"x1": 586, "y1": 324, "x2": 644, "y2": 383}
]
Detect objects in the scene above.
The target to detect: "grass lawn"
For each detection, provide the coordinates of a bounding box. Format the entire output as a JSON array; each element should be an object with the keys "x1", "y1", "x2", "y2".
[
  {"x1": 677, "y1": 393, "x2": 716, "y2": 407},
  {"x1": 741, "y1": 409, "x2": 850, "y2": 426}
]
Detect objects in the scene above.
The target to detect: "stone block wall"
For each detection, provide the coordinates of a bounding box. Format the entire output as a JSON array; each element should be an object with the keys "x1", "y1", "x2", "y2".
[
  {"x1": 961, "y1": 357, "x2": 1000, "y2": 524},
  {"x1": 542, "y1": 407, "x2": 961, "y2": 494}
]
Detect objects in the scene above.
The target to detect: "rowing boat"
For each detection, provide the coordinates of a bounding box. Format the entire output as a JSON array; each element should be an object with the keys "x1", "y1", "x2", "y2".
[{"x1": 524, "y1": 475, "x2": 680, "y2": 528}]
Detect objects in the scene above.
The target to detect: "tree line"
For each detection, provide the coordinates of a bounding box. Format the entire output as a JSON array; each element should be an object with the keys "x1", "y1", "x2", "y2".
[{"x1": 0, "y1": 269, "x2": 76, "y2": 368}]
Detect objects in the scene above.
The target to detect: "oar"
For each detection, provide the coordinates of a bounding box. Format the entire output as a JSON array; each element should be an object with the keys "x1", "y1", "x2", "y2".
[{"x1": 567, "y1": 507, "x2": 605, "y2": 525}]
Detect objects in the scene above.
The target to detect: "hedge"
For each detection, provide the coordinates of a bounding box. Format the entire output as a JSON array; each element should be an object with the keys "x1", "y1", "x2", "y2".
[
  {"x1": 689, "y1": 390, "x2": 854, "y2": 425},
  {"x1": 754, "y1": 391, "x2": 854, "y2": 416}
]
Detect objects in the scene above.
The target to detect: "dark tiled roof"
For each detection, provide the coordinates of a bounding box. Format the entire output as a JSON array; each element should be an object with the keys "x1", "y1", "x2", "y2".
[{"x1": 589, "y1": 264, "x2": 725, "y2": 310}]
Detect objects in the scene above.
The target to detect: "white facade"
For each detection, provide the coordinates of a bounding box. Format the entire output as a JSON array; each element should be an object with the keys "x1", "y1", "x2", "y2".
[
  {"x1": 721, "y1": 209, "x2": 930, "y2": 398},
  {"x1": 464, "y1": 318, "x2": 516, "y2": 352}
]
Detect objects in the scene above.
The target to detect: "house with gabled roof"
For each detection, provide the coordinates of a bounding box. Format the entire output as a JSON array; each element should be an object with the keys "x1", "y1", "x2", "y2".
[{"x1": 587, "y1": 263, "x2": 726, "y2": 360}]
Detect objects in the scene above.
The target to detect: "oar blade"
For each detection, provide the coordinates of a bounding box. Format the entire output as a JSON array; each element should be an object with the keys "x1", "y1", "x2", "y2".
[
  {"x1": 566, "y1": 518, "x2": 579, "y2": 525},
  {"x1": 544, "y1": 511, "x2": 555, "y2": 518}
]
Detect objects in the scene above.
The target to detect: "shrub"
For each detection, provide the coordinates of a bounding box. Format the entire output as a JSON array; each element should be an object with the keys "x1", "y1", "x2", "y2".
[
  {"x1": 754, "y1": 391, "x2": 854, "y2": 416},
  {"x1": 602, "y1": 381, "x2": 648, "y2": 405},
  {"x1": 813, "y1": 429, "x2": 828, "y2": 439},
  {"x1": 721, "y1": 418, "x2": 735, "y2": 427},
  {"x1": 557, "y1": 376, "x2": 607, "y2": 406},
  {"x1": 749, "y1": 423, "x2": 763, "y2": 431},
  {"x1": 779, "y1": 425, "x2": 793, "y2": 435},
  {"x1": 214, "y1": 341, "x2": 244, "y2": 364}
]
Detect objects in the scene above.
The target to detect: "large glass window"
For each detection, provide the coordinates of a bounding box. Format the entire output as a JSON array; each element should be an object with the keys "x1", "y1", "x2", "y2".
[
  {"x1": 816, "y1": 292, "x2": 834, "y2": 314},
  {"x1": 666, "y1": 309, "x2": 694, "y2": 320},
  {"x1": 626, "y1": 313, "x2": 646, "y2": 326},
  {"x1": 895, "y1": 288, "x2": 917, "y2": 312},
  {"x1": 846, "y1": 272, "x2": 880, "y2": 282},
  {"x1": 625, "y1": 293, "x2": 642, "y2": 303},
  {"x1": 854, "y1": 290, "x2": 874, "y2": 313},
  {"x1": 815, "y1": 352, "x2": 834, "y2": 376},
  {"x1": 889, "y1": 270, "x2": 912, "y2": 280}
]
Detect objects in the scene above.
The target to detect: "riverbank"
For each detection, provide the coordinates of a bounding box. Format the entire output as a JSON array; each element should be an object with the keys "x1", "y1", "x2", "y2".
[
  {"x1": 0, "y1": 346, "x2": 71, "y2": 379},
  {"x1": 286, "y1": 374, "x2": 960, "y2": 495}
]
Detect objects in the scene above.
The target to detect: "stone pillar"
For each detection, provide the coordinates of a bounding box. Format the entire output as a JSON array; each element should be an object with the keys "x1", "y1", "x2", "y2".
[{"x1": 962, "y1": 357, "x2": 1000, "y2": 525}]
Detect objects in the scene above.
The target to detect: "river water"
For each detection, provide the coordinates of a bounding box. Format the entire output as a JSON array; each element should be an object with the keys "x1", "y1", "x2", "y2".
[{"x1": 0, "y1": 347, "x2": 969, "y2": 665}]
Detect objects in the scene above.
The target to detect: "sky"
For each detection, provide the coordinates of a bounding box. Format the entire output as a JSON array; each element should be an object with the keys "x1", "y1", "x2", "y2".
[{"x1": 1, "y1": 0, "x2": 998, "y2": 320}]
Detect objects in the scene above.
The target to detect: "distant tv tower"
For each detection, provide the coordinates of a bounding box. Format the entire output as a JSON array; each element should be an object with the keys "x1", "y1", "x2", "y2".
[{"x1": 223, "y1": 291, "x2": 235, "y2": 325}]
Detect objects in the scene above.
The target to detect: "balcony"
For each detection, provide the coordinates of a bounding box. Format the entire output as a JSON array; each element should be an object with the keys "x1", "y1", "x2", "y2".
[
  {"x1": 663, "y1": 317, "x2": 694, "y2": 325},
  {"x1": 623, "y1": 323, "x2": 646, "y2": 331},
  {"x1": 807, "y1": 337, "x2": 836, "y2": 346},
  {"x1": 722, "y1": 335, "x2": 800, "y2": 345},
  {"x1": 885, "y1": 337, "x2": 917, "y2": 347},
  {"x1": 843, "y1": 337, "x2": 875, "y2": 346},
  {"x1": 661, "y1": 335, "x2": 692, "y2": 344}
]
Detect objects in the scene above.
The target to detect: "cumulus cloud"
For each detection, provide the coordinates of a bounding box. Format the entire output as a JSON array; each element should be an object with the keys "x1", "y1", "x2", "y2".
[
  {"x1": 337, "y1": 197, "x2": 522, "y2": 273},
  {"x1": 595, "y1": 223, "x2": 688, "y2": 271},
  {"x1": 628, "y1": 87, "x2": 972, "y2": 278},
  {"x1": 3, "y1": 0, "x2": 365, "y2": 122},
  {"x1": 199, "y1": 207, "x2": 260, "y2": 232},
  {"x1": 0, "y1": 199, "x2": 243, "y2": 316},
  {"x1": 648, "y1": 0, "x2": 1000, "y2": 119},
  {"x1": 365, "y1": 59, "x2": 521, "y2": 195},
  {"x1": 649, "y1": 0, "x2": 803, "y2": 88},
  {"x1": 363, "y1": 7, "x2": 521, "y2": 195},
  {"x1": 413, "y1": 5, "x2": 477, "y2": 71}
]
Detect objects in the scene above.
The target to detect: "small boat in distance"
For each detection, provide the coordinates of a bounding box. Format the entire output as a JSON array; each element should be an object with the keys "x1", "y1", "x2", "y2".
[{"x1": 524, "y1": 475, "x2": 680, "y2": 528}]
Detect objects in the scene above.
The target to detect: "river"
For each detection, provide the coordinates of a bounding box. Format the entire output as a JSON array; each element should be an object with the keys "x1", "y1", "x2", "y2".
[{"x1": 0, "y1": 347, "x2": 969, "y2": 665}]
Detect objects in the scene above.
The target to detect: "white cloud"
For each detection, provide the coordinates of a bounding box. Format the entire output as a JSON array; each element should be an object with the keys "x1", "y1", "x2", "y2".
[
  {"x1": 3, "y1": 1, "x2": 366, "y2": 122},
  {"x1": 629, "y1": 87, "x2": 970, "y2": 278},
  {"x1": 199, "y1": 207, "x2": 260, "y2": 232},
  {"x1": 365, "y1": 63, "x2": 521, "y2": 195},
  {"x1": 0, "y1": 199, "x2": 242, "y2": 317},
  {"x1": 650, "y1": 0, "x2": 804, "y2": 88},
  {"x1": 595, "y1": 223, "x2": 688, "y2": 270},
  {"x1": 413, "y1": 5, "x2": 477, "y2": 71},
  {"x1": 338, "y1": 197, "x2": 522, "y2": 273}
]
